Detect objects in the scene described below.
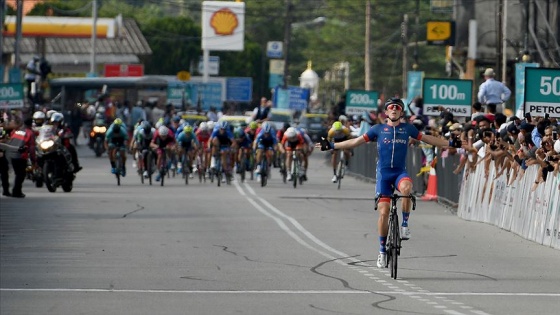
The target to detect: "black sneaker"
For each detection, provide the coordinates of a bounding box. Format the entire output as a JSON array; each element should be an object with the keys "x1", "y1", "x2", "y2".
[
  {"x1": 2, "y1": 191, "x2": 12, "y2": 197},
  {"x1": 11, "y1": 192, "x2": 25, "y2": 198}
]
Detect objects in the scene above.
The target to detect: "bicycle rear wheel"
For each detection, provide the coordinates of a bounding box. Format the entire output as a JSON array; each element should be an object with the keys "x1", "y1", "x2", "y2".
[
  {"x1": 260, "y1": 160, "x2": 267, "y2": 187},
  {"x1": 115, "y1": 152, "x2": 121, "y2": 186},
  {"x1": 389, "y1": 213, "x2": 400, "y2": 279}
]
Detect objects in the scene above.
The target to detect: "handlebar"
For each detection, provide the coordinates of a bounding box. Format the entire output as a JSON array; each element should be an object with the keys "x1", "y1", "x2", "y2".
[{"x1": 374, "y1": 194, "x2": 416, "y2": 211}]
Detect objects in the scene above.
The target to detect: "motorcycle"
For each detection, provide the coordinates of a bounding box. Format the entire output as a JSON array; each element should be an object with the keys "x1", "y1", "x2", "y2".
[
  {"x1": 89, "y1": 123, "x2": 107, "y2": 157},
  {"x1": 36, "y1": 125, "x2": 75, "y2": 193}
]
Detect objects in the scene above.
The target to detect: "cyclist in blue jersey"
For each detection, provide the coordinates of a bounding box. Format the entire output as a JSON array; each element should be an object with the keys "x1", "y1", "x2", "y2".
[
  {"x1": 318, "y1": 98, "x2": 461, "y2": 268},
  {"x1": 253, "y1": 123, "x2": 278, "y2": 178}
]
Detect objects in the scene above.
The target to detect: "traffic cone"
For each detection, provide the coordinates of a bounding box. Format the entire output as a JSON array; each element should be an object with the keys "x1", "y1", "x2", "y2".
[{"x1": 421, "y1": 167, "x2": 438, "y2": 201}]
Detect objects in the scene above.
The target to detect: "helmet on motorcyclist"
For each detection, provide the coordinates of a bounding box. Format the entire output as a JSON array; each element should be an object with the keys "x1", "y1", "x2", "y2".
[
  {"x1": 285, "y1": 127, "x2": 297, "y2": 139},
  {"x1": 33, "y1": 111, "x2": 46, "y2": 126},
  {"x1": 158, "y1": 125, "x2": 169, "y2": 137},
  {"x1": 183, "y1": 125, "x2": 193, "y2": 134},
  {"x1": 332, "y1": 121, "x2": 343, "y2": 131},
  {"x1": 46, "y1": 110, "x2": 58, "y2": 120},
  {"x1": 50, "y1": 112, "x2": 64, "y2": 124}
]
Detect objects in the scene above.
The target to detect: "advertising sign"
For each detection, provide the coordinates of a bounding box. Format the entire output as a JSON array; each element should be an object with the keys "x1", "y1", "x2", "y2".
[
  {"x1": 0, "y1": 83, "x2": 25, "y2": 109},
  {"x1": 197, "y1": 56, "x2": 220, "y2": 76},
  {"x1": 515, "y1": 63, "x2": 539, "y2": 115},
  {"x1": 345, "y1": 90, "x2": 379, "y2": 115},
  {"x1": 104, "y1": 64, "x2": 144, "y2": 77},
  {"x1": 524, "y1": 68, "x2": 560, "y2": 118},
  {"x1": 266, "y1": 41, "x2": 283, "y2": 59},
  {"x1": 202, "y1": 1, "x2": 245, "y2": 51},
  {"x1": 187, "y1": 81, "x2": 223, "y2": 111},
  {"x1": 226, "y1": 77, "x2": 252, "y2": 102},
  {"x1": 423, "y1": 78, "x2": 472, "y2": 117},
  {"x1": 406, "y1": 71, "x2": 424, "y2": 111},
  {"x1": 273, "y1": 86, "x2": 309, "y2": 111}
]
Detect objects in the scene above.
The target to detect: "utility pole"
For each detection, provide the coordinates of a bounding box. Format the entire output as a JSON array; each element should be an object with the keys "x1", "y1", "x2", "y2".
[
  {"x1": 501, "y1": 0, "x2": 508, "y2": 83},
  {"x1": 282, "y1": 0, "x2": 292, "y2": 89},
  {"x1": 14, "y1": 0, "x2": 23, "y2": 72},
  {"x1": 496, "y1": 0, "x2": 503, "y2": 80},
  {"x1": 90, "y1": 0, "x2": 98, "y2": 75},
  {"x1": 413, "y1": 0, "x2": 419, "y2": 69},
  {"x1": 401, "y1": 14, "x2": 408, "y2": 99},
  {"x1": 364, "y1": 0, "x2": 371, "y2": 91}
]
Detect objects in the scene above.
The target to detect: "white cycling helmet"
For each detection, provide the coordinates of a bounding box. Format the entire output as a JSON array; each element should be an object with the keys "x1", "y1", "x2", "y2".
[
  {"x1": 285, "y1": 127, "x2": 297, "y2": 139},
  {"x1": 199, "y1": 122, "x2": 208, "y2": 131},
  {"x1": 339, "y1": 115, "x2": 348, "y2": 122},
  {"x1": 207, "y1": 121, "x2": 215, "y2": 130},
  {"x1": 158, "y1": 125, "x2": 169, "y2": 137}
]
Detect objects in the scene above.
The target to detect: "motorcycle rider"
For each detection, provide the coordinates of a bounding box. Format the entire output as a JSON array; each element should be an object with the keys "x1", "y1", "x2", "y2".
[
  {"x1": 32, "y1": 111, "x2": 46, "y2": 136},
  {"x1": 105, "y1": 118, "x2": 128, "y2": 176},
  {"x1": 49, "y1": 113, "x2": 82, "y2": 173}
]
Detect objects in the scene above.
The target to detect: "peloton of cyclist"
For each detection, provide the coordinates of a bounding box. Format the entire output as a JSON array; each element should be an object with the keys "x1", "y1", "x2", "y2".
[
  {"x1": 150, "y1": 125, "x2": 176, "y2": 181},
  {"x1": 318, "y1": 98, "x2": 461, "y2": 268},
  {"x1": 210, "y1": 121, "x2": 235, "y2": 177},
  {"x1": 195, "y1": 122, "x2": 212, "y2": 175},
  {"x1": 233, "y1": 126, "x2": 253, "y2": 174},
  {"x1": 279, "y1": 126, "x2": 306, "y2": 181},
  {"x1": 253, "y1": 123, "x2": 278, "y2": 179},
  {"x1": 105, "y1": 118, "x2": 128, "y2": 176},
  {"x1": 134, "y1": 121, "x2": 154, "y2": 178},
  {"x1": 327, "y1": 121, "x2": 352, "y2": 183},
  {"x1": 176, "y1": 125, "x2": 199, "y2": 177}
]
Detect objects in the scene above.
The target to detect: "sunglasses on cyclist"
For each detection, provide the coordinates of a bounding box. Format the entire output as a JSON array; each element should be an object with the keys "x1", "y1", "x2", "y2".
[{"x1": 386, "y1": 104, "x2": 403, "y2": 111}]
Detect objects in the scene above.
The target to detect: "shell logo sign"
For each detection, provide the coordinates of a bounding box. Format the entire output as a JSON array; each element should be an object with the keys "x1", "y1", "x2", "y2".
[
  {"x1": 210, "y1": 8, "x2": 239, "y2": 36},
  {"x1": 202, "y1": 1, "x2": 245, "y2": 51}
]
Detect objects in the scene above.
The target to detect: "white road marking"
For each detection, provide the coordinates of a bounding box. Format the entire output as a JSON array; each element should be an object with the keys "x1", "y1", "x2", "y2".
[{"x1": 1, "y1": 288, "x2": 556, "y2": 297}]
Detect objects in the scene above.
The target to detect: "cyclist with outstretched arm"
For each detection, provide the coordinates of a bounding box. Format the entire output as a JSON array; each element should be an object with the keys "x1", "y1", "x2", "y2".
[{"x1": 318, "y1": 98, "x2": 461, "y2": 268}]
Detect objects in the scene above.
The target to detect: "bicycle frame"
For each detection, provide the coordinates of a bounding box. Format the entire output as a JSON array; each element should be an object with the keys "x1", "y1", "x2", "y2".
[{"x1": 374, "y1": 194, "x2": 416, "y2": 279}]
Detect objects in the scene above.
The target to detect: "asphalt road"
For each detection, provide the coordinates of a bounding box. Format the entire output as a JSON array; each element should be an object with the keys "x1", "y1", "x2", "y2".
[{"x1": 1, "y1": 140, "x2": 559, "y2": 315}]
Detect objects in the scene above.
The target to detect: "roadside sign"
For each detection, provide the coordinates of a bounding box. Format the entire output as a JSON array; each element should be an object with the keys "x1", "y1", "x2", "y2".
[
  {"x1": 104, "y1": 64, "x2": 144, "y2": 77},
  {"x1": 273, "y1": 86, "x2": 309, "y2": 111},
  {"x1": 167, "y1": 82, "x2": 189, "y2": 107},
  {"x1": 345, "y1": 90, "x2": 379, "y2": 115},
  {"x1": 0, "y1": 83, "x2": 25, "y2": 109},
  {"x1": 226, "y1": 77, "x2": 252, "y2": 102},
  {"x1": 426, "y1": 21, "x2": 455, "y2": 46},
  {"x1": 423, "y1": 78, "x2": 472, "y2": 117},
  {"x1": 515, "y1": 63, "x2": 539, "y2": 115},
  {"x1": 197, "y1": 56, "x2": 220, "y2": 75},
  {"x1": 177, "y1": 70, "x2": 191, "y2": 81},
  {"x1": 266, "y1": 41, "x2": 283, "y2": 59},
  {"x1": 524, "y1": 68, "x2": 560, "y2": 118}
]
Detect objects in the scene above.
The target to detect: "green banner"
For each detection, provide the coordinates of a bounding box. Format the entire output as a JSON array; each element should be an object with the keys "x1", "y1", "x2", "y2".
[
  {"x1": 0, "y1": 83, "x2": 25, "y2": 109},
  {"x1": 422, "y1": 78, "x2": 472, "y2": 117},
  {"x1": 345, "y1": 90, "x2": 379, "y2": 116},
  {"x1": 524, "y1": 68, "x2": 560, "y2": 118}
]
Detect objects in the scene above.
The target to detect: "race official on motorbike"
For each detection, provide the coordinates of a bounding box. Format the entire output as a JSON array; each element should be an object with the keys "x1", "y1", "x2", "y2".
[
  {"x1": 49, "y1": 113, "x2": 82, "y2": 173},
  {"x1": 5, "y1": 118, "x2": 36, "y2": 198},
  {"x1": 105, "y1": 118, "x2": 128, "y2": 176}
]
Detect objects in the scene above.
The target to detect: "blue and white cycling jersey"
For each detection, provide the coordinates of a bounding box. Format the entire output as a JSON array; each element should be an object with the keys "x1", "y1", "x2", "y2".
[{"x1": 363, "y1": 123, "x2": 422, "y2": 171}]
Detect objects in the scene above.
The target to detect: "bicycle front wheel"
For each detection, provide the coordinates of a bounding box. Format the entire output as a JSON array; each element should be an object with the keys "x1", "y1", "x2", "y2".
[{"x1": 389, "y1": 214, "x2": 400, "y2": 279}]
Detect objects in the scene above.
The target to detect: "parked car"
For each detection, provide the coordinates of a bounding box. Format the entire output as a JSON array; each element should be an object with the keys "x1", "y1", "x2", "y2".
[
  {"x1": 268, "y1": 110, "x2": 293, "y2": 131},
  {"x1": 299, "y1": 113, "x2": 329, "y2": 142},
  {"x1": 218, "y1": 115, "x2": 251, "y2": 130}
]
